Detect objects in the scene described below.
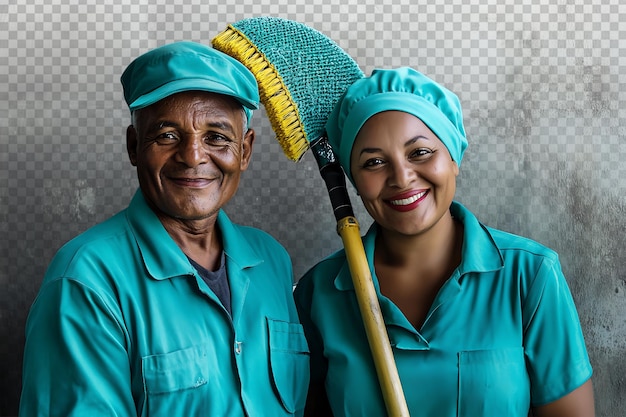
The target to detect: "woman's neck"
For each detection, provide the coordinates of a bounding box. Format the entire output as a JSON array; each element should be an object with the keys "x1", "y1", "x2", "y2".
[
  {"x1": 375, "y1": 210, "x2": 462, "y2": 276},
  {"x1": 374, "y1": 210, "x2": 464, "y2": 329}
]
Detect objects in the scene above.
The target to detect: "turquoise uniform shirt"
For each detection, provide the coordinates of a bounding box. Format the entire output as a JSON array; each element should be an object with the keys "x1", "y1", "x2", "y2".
[
  {"x1": 294, "y1": 201, "x2": 592, "y2": 417},
  {"x1": 20, "y1": 190, "x2": 310, "y2": 417}
]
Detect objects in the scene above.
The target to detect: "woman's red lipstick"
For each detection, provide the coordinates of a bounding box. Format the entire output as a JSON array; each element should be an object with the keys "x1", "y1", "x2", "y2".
[{"x1": 385, "y1": 190, "x2": 427, "y2": 212}]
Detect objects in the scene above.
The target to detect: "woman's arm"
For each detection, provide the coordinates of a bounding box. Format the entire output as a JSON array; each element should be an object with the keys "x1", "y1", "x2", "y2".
[{"x1": 531, "y1": 379, "x2": 595, "y2": 417}]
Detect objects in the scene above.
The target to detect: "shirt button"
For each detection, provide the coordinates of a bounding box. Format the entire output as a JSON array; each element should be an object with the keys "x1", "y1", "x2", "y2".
[{"x1": 235, "y1": 341, "x2": 242, "y2": 354}]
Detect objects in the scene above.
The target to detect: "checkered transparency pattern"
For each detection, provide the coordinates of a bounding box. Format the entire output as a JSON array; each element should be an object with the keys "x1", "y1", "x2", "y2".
[{"x1": 2, "y1": 1, "x2": 625, "y2": 416}]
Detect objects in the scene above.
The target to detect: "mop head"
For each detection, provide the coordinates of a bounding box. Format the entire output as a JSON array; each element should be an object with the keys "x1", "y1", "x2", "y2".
[{"x1": 212, "y1": 17, "x2": 364, "y2": 161}]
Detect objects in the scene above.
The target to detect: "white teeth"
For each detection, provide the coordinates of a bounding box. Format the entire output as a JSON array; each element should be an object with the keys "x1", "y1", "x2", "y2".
[{"x1": 389, "y1": 192, "x2": 425, "y2": 206}]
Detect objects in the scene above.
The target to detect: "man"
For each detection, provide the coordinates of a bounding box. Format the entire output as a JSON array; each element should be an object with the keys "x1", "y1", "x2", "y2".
[{"x1": 19, "y1": 41, "x2": 309, "y2": 416}]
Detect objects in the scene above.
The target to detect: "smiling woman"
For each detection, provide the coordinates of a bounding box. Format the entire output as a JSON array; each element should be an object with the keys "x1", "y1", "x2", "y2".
[
  {"x1": 293, "y1": 67, "x2": 595, "y2": 417},
  {"x1": 350, "y1": 111, "x2": 459, "y2": 237}
]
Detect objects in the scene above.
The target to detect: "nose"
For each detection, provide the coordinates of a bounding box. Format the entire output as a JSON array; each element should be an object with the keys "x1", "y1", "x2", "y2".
[
  {"x1": 388, "y1": 160, "x2": 415, "y2": 188},
  {"x1": 176, "y1": 136, "x2": 209, "y2": 167}
]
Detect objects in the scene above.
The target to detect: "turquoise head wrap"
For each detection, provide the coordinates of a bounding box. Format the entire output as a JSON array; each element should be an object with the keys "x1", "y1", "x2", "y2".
[
  {"x1": 325, "y1": 67, "x2": 468, "y2": 184},
  {"x1": 121, "y1": 41, "x2": 259, "y2": 126}
]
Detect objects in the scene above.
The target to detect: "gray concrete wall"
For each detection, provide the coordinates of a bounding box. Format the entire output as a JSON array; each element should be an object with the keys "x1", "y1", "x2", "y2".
[{"x1": 1, "y1": 1, "x2": 624, "y2": 415}]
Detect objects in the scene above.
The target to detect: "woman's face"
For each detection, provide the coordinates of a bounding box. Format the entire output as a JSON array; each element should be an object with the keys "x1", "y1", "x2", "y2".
[{"x1": 350, "y1": 110, "x2": 459, "y2": 237}]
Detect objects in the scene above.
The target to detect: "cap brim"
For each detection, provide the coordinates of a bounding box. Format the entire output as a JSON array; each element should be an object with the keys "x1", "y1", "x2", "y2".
[{"x1": 128, "y1": 78, "x2": 259, "y2": 111}]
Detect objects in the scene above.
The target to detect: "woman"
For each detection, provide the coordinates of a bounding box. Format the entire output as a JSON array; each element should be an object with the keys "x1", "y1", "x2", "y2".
[{"x1": 294, "y1": 67, "x2": 594, "y2": 416}]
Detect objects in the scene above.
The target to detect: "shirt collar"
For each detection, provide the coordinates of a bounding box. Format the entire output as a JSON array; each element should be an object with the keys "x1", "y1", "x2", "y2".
[
  {"x1": 127, "y1": 190, "x2": 262, "y2": 281},
  {"x1": 449, "y1": 201, "x2": 504, "y2": 276},
  {"x1": 218, "y1": 207, "x2": 264, "y2": 270}
]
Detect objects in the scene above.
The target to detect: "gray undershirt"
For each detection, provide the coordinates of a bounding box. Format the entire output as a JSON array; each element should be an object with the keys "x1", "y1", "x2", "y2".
[{"x1": 188, "y1": 251, "x2": 231, "y2": 315}]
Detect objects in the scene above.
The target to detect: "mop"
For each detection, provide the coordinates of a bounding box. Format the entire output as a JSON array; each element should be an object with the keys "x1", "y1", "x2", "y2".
[{"x1": 213, "y1": 16, "x2": 409, "y2": 416}]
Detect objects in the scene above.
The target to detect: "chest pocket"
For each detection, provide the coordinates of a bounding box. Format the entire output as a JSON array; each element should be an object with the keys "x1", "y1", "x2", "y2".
[
  {"x1": 267, "y1": 317, "x2": 310, "y2": 414},
  {"x1": 458, "y1": 347, "x2": 530, "y2": 417},
  {"x1": 141, "y1": 344, "x2": 210, "y2": 417}
]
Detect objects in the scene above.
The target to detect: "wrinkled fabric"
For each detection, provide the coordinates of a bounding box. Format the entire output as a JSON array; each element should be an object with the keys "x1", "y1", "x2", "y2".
[
  {"x1": 20, "y1": 190, "x2": 309, "y2": 417},
  {"x1": 294, "y1": 201, "x2": 592, "y2": 417}
]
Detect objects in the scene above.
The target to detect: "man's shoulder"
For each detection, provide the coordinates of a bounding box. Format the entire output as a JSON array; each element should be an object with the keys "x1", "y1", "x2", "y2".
[
  {"x1": 44, "y1": 210, "x2": 133, "y2": 280},
  {"x1": 59, "y1": 210, "x2": 129, "y2": 252},
  {"x1": 220, "y1": 212, "x2": 287, "y2": 253},
  {"x1": 230, "y1": 221, "x2": 275, "y2": 239}
]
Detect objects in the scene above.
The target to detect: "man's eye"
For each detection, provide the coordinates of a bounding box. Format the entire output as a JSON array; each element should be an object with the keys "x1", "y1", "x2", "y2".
[
  {"x1": 205, "y1": 134, "x2": 231, "y2": 145},
  {"x1": 154, "y1": 132, "x2": 178, "y2": 144}
]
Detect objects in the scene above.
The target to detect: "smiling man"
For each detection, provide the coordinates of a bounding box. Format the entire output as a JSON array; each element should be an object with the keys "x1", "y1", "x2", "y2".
[{"x1": 20, "y1": 41, "x2": 309, "y2": 417}]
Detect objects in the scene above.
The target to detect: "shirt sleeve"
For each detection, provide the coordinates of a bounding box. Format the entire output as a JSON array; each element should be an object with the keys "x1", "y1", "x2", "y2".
[
  {"x1": 521, "y1": 254, "x2": 593, "y2": 406},
  {"x1": 20, "y1": 278, "x2": 136, "y2": 417}
]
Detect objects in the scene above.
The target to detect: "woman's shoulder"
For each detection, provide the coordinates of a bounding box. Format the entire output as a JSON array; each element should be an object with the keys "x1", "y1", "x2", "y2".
[
  {"x1": 487, "y1": 226, "x2": 559, "y2": 263},
  {"x1": 303, "y1": 248, "x2": 347, "y2": 278},
  {"x1": 454, "y1": 201, "x2": 559, "y2": 264},
  {"x1": 295, "y1": 248, "x2": 348, "y2": 294}
]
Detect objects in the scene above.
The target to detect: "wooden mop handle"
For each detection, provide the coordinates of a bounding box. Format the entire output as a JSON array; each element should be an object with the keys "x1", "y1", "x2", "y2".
[
  {"x1": 338, "y1": 217, "x2": 410, "y2": 417},
  {"x1": 311, "y1": 137, "x2": 410, "y2": 417}
]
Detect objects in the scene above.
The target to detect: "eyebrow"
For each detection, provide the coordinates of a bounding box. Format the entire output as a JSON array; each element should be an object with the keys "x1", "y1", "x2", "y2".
[
  {"x1": 146, "y1": 120, "x2": 236, "y2": 134},
  {"x1": 154, "y1": 121, "x2": 177, "y2": 129},
  {"x1": 357, "y1": 135, "x2": 429, "y2": 156},
  {"x1": 142, "y1": 120, "x2": 176, "y2": 135}
]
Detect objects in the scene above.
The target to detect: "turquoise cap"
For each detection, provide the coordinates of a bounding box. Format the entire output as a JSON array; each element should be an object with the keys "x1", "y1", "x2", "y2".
[
  {"x1": 121, "y1": 41, "x2": 259, "y2": 125},
  {"x1": 325, "y1": 67, "x2": 468, "y2": 184}
]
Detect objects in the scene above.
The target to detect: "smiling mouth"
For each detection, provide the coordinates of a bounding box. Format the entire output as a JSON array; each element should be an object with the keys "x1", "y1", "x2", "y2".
[
  {"x1": 170, "y1": 177, "x2": 213, "y2": 188},
  {"x1": 388, "y1": 191, "x2": 427, "y2": 207}
]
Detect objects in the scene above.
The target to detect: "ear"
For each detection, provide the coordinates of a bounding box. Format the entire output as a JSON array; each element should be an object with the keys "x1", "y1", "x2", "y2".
[
  {"x1": 452, "y1": 160, "x2": 460, "y2": 177},
  {"x1": 126, "y1": 125, "x2": 138, "y2": 166},
  {"x1": 240, "y1": 128, "x2": 255, "y2": 171}
]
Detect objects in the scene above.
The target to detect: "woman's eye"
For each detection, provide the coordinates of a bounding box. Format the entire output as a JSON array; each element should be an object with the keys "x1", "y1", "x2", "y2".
[
  {"x1": 363, "y1": 158, "x2": 384, "y2": 168},
  {"x1": 410, "y1": 148, "x2": 432, "y2": 159}
]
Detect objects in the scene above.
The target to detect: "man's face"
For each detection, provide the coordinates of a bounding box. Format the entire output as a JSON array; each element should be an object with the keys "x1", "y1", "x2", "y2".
[{"x1": 126, "y1": 91, "x2": 254, "y2": 224}]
